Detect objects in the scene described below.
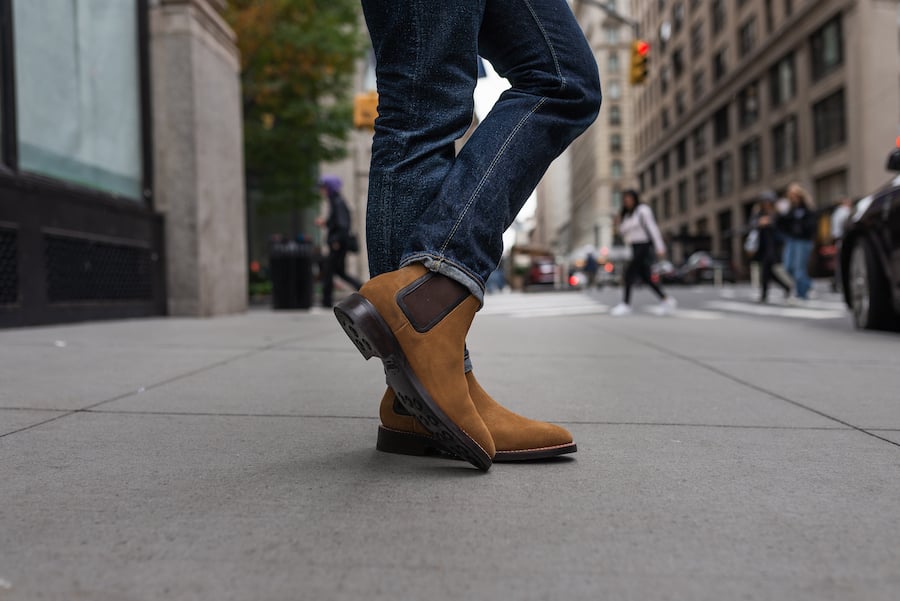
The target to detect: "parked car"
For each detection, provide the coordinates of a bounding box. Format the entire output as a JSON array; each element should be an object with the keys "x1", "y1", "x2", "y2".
[
  {"x1": 526, "y1": 256, "x2": 556, "y2": 287},
  {"x1": 674, "y1": 251, "x2": 736, "y2": 285},
  {"x1": 839, "y1": 147, "x2": 900, "y2": 330},
  {"x1": 651, "y1": 260, "x2": 677, "y2": 285}
]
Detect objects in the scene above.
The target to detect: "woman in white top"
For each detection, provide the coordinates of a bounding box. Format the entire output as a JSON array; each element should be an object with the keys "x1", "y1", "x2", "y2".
[{"x1": 611, "y1": 189, "x2": 676, "y2": 316}]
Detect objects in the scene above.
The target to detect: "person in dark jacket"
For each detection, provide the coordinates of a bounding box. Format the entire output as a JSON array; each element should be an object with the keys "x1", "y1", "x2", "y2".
[
  {"x1": 776, "y1": 182, "x2": 818, "y2": 300},
  {"x1": 317, "y1": 175, "x2": 362, "y2": 308},
  {"x1": 750, "y1": 194, "x2": 791, "y2": 303}
]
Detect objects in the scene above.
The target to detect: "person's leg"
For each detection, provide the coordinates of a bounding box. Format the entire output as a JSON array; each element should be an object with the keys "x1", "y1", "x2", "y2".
[
  {"x1": 623, "y1": 259, "x2": 638, "y2": 305},
  {"x1": 635, "y1": 251, "x2": 666, "y2": 300},
  {"x1": 794, "y1": 240, "x2": 813, "y2": 298},
  {"x1": 782, "y1": 239, "x2": 796, "y2": 289},
  {"x1": 397, "y1": 0, "x2": 602, "y2": 299},
  {"x1": 321, "y1": 252, "x2": 335, "y2": 307},
  {"x1": 344, "y1": 0, "x2": 599, "y2": 469},
  {"x1": 333, "y1": 249, "x2": 362, "y2": 290},
  {"x1": 760, "y1": 260, "x2": 772, "y2": 301}
]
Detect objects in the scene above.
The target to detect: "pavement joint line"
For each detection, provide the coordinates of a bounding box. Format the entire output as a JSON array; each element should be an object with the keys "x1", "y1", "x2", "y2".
[
  {"x1": 599, "y1": 325, "x2": 900, "y2": 450},
  {"x1": 0, "y1": 334, "x2": 312, "y2": 440},
  {"x1": 7, "y1": 407, "x2": 862, "y2": 432}
]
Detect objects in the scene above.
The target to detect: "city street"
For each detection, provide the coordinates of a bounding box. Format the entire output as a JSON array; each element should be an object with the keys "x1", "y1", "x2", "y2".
[{"x1": 2, "y1": 285, "x2": 899, "y2": 601}]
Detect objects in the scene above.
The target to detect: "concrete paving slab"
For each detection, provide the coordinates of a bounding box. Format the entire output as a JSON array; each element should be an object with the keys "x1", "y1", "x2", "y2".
[
  {"x1": 0, "y1": 345, "x2": 248, "y2": 410},
  {"x1": 595, "y1": 312, "x2": 899, "y2": 363},
  {"x1": 99, "y1": 346, "x2": 387, "y2": 417},
  {"x1": 1, "y1": 413, "x2": 897, "y2": 601},
  {"x1": 0, "y1": 409, "x2": 66, "y2": 436},
  {"x1": 0, "y1": 311, "x2": 334, "y2": 351},
  {"x1": 706, "y1": 359, "x2": 900, "y2": 429}
]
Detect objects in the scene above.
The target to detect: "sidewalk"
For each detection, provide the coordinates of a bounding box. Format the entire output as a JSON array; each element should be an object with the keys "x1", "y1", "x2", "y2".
[{"x1": 1, "y1": 304, "x2": 898, "y2": 600}]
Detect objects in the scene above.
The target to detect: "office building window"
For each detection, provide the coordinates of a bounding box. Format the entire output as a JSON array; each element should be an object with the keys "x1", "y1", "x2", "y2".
[
  {"x1": 662, "y1": 108, "x2": 670, "y2": 130},
  {"x1": 810, "y1": 15, "x2": 843, "y2": 81},
  {"x1": 611, "y1": 159, "x2": 624, "y2": 179},
  {"x1": 772, "y1": 115, "x2": 798, "y2": 172},
  {"x1": 12, "y1": 0, "x2": 143, "y2": 199},
  {"x1": 712, "y1": 48, "x2": 727, "y2": 82},
  {"x1": 612, "y1": 188, "x2": 623, "y2": 211},
  {"x1": 691, "y1": 21, "x2": 704, "y2": 58},
  {"x1": 769, "y1": 53, "x2": 796, "y2": 107},
  {"x1": 663, "y1": 189, "x2": 672, "y2": 219},
  {"x1": 813, "y1": 89, "x2": 846, "y2": 154},
  {"x1": 677, "y1": 179, "x2": 688, "y2": 214},
  {"x1": 662, "y1": 152, "x2": 671, "y2": 180},
  {"x1": 784, "y1": 0, "x2": 793, "y2": 17},
  {"x1": 676, "y1": 138, "x2": 687, "y2": 169},
  {"x1": 713, "y1": 104, "x2": 730, "y2": 145},
  {"x1": 608, "y1": 81, "x2": 622, "y2": 100},
  {"x1": 611, "y1": 133, "x2": 622, "y2": 153},
  {"x1": 738, "y1": 82, "x2": 759, "y2": 128},
  {"x1": 693, "y1": 69, "x2": 705, "y2": 101},
  {"x1": 739, "y1": 17, "x2": 756, "y2": 57},
  {"x1": 650, "y1": 162, "x2": 658, "y2": 186},
  {"x1": 608, "y1": 51, "x2": 620, "y2": 73},
  {"x1": 740, "y1": 137, "x2": 761, "y2": 184},
  {"x1": 605, "y1": 26, "x2": 620, "y2": 44},
  {"x1": 764, "y1": 0, "x2": 774, "y2": 33},
  {"x1": 711, "y1": 0, "x2": 726, "y2": 35},
  {"x1": 675, "y1": 90, "x2": 686, "y2": 116},
  {"x1": 693, "y1": 123, "x2": 707, "y2": 158},
  {"x1": 695, "y1": 168, "x2": 709, "y2": 204},
  {"x1": 673, "y1": 2, "x2": 685, "y2": 33},
  {"x1": 609, "y1": 105, "x2": 622, "y2": 125},
  {"x1": 715, "y1": 154, "x2": 733, "y2": 197},
  {"x1": 672, "y1": 48, "x2": 685, "y2": 79}
]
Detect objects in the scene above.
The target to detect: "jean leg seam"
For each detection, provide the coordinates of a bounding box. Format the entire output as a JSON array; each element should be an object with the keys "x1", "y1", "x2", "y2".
[
  {"x1": 435, "y1": 96, "x2": 549, "y2": 262},
  {"x1": 521, "y1": 0, "x2": 566, "y2": 90}
]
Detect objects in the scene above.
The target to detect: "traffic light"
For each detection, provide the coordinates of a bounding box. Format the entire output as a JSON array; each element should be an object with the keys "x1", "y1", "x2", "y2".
[
  {"x1": 629, "y1": 40, "x2": 650, "y2": 85},
  {"x1": 353, "y1": 90, "x2": 379, "y2": 129}
]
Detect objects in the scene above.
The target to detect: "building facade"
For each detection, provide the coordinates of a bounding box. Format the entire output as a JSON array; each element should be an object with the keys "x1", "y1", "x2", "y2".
[
  {"x1": 565, "y1": 0, "x2": 639, "y2": 259},
  {"x1": 630, "y1": 0, "x2": 900, "y2": 268},
  {"x1": 0, "y1": 0, "x2": 247, "y2": 327}
]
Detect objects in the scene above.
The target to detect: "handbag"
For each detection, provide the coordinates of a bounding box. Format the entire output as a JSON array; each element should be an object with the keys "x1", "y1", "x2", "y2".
[
  {"x1": 345, "y1": 232, "x2": 360, "y2": 253},
  {"x1": 744, "y1": 229, "x2": 759, "y2": 255}
]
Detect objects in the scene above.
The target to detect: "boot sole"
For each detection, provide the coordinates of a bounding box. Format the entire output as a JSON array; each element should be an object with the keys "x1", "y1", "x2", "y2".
[
  {"x1": 334, "y1": 293, "x2": 492, "y2": 471},
  {"x1": 377, "y1": 425, "x2": 577, "y2": 462}
]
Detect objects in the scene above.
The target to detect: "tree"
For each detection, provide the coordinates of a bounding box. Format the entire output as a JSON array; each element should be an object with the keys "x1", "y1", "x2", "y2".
[{"x1": 227, "y1": 0, "x2": 365, "y2": 221}]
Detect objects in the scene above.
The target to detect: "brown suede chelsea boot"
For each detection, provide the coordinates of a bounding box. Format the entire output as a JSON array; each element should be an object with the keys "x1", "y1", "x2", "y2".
[
  {"x1": 377, "y1": 371, "x2": 577, "y2": 461},
  {"x1": 333, "y1": 264, "x2": 495, "y2": 471}
]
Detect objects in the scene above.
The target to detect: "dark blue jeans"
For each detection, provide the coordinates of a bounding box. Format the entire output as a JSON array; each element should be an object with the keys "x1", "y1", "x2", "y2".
[{"x1": 362, "y1": 0, "x2": 601, "y2": 303}]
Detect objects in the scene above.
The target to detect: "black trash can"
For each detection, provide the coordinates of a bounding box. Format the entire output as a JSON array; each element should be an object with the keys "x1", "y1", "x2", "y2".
[{"x1": 269, "y1": 239, "x2": 314, "y2": 309}]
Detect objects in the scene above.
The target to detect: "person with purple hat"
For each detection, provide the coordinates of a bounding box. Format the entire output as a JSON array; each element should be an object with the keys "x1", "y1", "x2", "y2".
[{"x1": 317, "y1": 175, "x2": 362, "y2": 308}]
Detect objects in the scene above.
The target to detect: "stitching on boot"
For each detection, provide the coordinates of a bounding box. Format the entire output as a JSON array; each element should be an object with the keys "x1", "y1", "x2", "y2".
[{"x1": 396, "y1": 272, "x2": 469, "y2": 333}]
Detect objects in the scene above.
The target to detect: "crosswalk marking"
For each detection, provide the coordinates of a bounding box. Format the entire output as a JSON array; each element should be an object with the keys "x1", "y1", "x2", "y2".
[{"x1": 703, "y1": 300, "x2": 847, "y2": 320}]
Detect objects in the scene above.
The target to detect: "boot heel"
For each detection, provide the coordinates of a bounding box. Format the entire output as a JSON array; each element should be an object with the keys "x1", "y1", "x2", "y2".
[
  {"x1": 376, "y1": 426, "x2": 445, "y2": 457},
  {"x1": 333, "y1": 293, "x2": 398, "y2": 360}
]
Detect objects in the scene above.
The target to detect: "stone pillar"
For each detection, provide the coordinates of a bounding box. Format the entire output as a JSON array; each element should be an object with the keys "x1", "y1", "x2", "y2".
[{"x1": 149, "y1": 0, "x2": 247, "y2": 316}]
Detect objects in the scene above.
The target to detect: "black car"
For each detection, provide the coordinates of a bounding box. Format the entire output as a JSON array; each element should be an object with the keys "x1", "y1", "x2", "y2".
[{"x1": 839, "y1": 148, "x2": 900, "y2": 331}]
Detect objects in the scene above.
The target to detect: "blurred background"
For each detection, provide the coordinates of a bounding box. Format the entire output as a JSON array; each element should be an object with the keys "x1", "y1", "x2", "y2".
[{"x1": 0, "y1": 0, "x2": 898, "y2": 327}]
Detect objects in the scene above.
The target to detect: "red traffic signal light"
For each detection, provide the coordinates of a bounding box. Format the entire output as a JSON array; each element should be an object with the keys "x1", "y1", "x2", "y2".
[{"x1": 630, "y1": 40, "x2": 650, "y2": 85}]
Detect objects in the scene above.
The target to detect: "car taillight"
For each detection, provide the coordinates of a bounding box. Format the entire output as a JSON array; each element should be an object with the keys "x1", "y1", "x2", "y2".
[{"x1": 569, "y1": 275, "x2": 578, "y2": 287}]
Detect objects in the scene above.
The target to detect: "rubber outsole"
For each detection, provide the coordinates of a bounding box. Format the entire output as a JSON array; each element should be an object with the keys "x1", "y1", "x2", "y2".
[
  {"x1": 377, "y1": 425, "x2": 577, "y2": 462},
  {"x1": 334, "y1": 293, "x2": 492, "y2": 471}
]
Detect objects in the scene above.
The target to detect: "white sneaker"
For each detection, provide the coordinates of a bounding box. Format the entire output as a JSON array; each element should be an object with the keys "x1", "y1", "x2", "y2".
[
  {"x1": 659, "y1": 297, "x2": 677, "y2": 315},
  {"x1": 610, "y1": 303, "x2": 632, "y2": 316}
]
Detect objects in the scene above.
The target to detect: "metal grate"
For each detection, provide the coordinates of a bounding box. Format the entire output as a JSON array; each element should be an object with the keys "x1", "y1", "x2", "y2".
[
  {"x1": 0, "y1": 228, "x2": 18, "y2": 305},
  {"x1": 44, "y1": 234, "x2": 153, "y2": 302}
]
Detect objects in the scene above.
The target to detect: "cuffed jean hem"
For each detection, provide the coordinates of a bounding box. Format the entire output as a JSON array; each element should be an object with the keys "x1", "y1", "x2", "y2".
[{"x1": 400, "y1": 252, "x2": 485, "y2": 307}]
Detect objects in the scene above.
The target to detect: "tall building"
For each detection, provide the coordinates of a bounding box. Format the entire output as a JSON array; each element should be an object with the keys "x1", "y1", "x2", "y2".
[
  {"x1": 630, "y1": 0, "x2": 900, "y2": 267},
  {"x1": 564, "y1": 0, "x2": 638, "y2": 258}
]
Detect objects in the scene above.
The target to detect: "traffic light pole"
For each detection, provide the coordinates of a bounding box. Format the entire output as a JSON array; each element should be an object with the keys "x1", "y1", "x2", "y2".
[{"x1": 577, "y1": 0, "x2": 641, "y2": 38}]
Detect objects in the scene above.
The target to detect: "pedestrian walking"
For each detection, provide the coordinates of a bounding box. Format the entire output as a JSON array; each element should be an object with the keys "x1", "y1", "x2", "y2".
[
  {"x1": 749, "y1": 193, "x2": 791, "y2": 303},
  {"x1": 777, "y1": 183, "x2": 818, "y2": 300},
  {"x1": 316, "y1": 175, "x2": 362, "y2": 308},
  {"x1": 332, "y1": 0, "x2": 602, "y2": 470},
  {"x1": 610, "y1": 189, "x2": 676, "y2": 316}
]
